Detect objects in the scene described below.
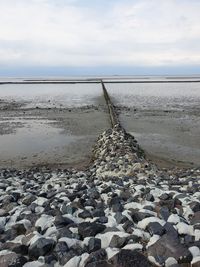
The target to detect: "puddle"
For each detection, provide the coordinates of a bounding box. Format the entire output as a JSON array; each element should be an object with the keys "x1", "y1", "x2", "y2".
[{"x1": 0, "y1": 118, "x2": 87, "y2": 168}]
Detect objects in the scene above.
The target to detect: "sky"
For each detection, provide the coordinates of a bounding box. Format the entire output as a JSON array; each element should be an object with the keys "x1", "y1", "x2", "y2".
[{"x1": 0, "y1": 0, "x2": 200, "y2": 76}]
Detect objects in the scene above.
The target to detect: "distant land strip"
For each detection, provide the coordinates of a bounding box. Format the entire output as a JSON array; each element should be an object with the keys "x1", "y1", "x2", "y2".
[{"x1": 1, "y1": 80, "x2": 200, "y2": 84}]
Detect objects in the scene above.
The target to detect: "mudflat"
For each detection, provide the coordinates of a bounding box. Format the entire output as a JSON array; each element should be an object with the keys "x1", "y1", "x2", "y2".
[
  {"x1": 118, "y1": 105, "x2": 200, "y2": 168},
  {"x1": 0, "y1": 97, "x2": 110, "y2": 169}
]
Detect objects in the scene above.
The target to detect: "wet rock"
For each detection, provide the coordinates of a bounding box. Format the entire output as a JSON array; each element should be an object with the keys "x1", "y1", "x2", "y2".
[
  {"x1": 29, "y1": 237, "x2": 55, "y2": 259},
  {"x1": 147, "y1": 234, "x2": 192, "y2": 265},
  {"x1": 109, "y1": 249, "x2": 152, "y2": 267},
  {"x1": 109, "y1": 235, "x2": 127, "y2": 248},
  {"x1": 84, "y1": 249, "x2": 108, "y2": 267},
  {"x1": 0, "y1": 251, "x2": 27, "y2": 267},
  {"x1": 88, "y1": 238, "x2": 101, "y2": 253},
  {"x1": 147, "y1": 222, "x2": 165, "y2": 236},
  {"x1": 78, "y1": 222, "x2": 106, "y2": 239},
  {"x1": 130, "y1": 210, "x2": 153, "y2": 223},
  {"x1": 191, "y1": 212, "x2": 200, "y2": 225}
]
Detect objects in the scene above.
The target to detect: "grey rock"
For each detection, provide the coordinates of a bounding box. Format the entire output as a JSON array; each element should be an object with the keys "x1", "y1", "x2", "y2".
[
  {"x1": 147, "y1": 234, "x2": 192, "y2": 265},
  {"x1": 78, "y1": 222, "x2": 106, "y2": 239},
  {"x1": 147, "y1": 222, "x2": 165, "y2": 236},
  {"x1": 109, "y1": 249, "x2": 152, "y2": 267},
  {"x1": 0, "y1": 252, "x2": 27, "y2": 267},
  {"x1": 88, "y1": 238, "x2": 101, "y2": 253},
  {"x1": 29, "y1": 237, "x2": 55, "y2": 259},
  {"x1": 109, "y1": 235, "x2": 127, "y2": 248}
]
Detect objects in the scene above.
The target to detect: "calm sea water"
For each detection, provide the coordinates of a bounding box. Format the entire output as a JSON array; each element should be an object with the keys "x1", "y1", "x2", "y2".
[
  {"x1": 0, "y1": 83, "x2": 101, "y2": 108},
  {"x1": 106, "y1": 82, "x2": 200, "y2": 109}
]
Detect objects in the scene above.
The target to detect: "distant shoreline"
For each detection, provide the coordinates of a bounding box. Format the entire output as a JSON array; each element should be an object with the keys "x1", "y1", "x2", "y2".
[{"x1": 1, "y1": 79, "x2": 200, "y2": 84}]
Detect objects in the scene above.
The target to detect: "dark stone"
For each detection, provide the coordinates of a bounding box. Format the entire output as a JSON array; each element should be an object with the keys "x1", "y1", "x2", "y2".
[
  {"x1": 92, "y1": 209, "x2": 105, "y2": 217},
  {"x1": 60, "y1": 204, "x2": 77, "y2": 215},
  {"x1": 146, "y1": 193, "x2": 155, "y2": 202},
  {"x1": 112, "y1": 203, "x2": 123, "y2": 212},
  {"x1": 191, "y1": 211, "x2": 200, "y2": 225},
  {"x1": 95, "y1": 217, "x2": 108, "y2": 224},
  {"x1": 88, "y1": 238, "x2": 101, "y2": 253},
  {"x1": 130, "y1": 210, "x2": 153, "y2": 223},
  {"x1": 22, "y1": 195, "x2": 37, "y2": 206},
  {"x1": 0, "y1": 252, "x2": 27, "y2": 267},
  {"x1": 79, "y1": 210, "x2": 93, "y2": 219},
  {"x1": 147, "y1": 222, "x2": 165, "y2": 236},
  {"x1": 84, "y1": 249, "x2": 108, "y2": 267},
  {"x1": 123, "y1": 220, "x2": 134, "y2": 234},
  {"x1": 109, "y1": 235, "x2": 127, "y2": 248},
  {"x1": 78, "y1": 222, "x2": 106, "y2": 239},
  {"x1": 54, "y1": 214, "x2": 74, "y2": 228},
  {"x1": 1, "y1": 242, "x2": 28, "y2": 255},
  {"x1": 114, "y1": 212, "x2": 128, "y2": 224},
  {"x1": 109, "y1": 249, "x2": 152, "y2": 267},
  {"x1": 147, "y1": 234, "x2": 192, "y2": 265},
  {"x1": 158, "y1": 207, "x2": 170, "y2": 221},
  {"x1": 29, "y1": 237, "x2": 55, "y2": 259},
  {"x1": 12, "y1": 223, "x2": 27, "y2": 235},
  {"x1": 53, "y1": 242, "x2": 69, "y2": 265},
  {"x1": 163, "y1": 222, "x2": 178, "y2": 237},
  {"x1": 159, "y1": 193, "x2": 170, "y2": 200},
  {"x1": 57, "y1": 227, "x2": 74, "y2": 239}
]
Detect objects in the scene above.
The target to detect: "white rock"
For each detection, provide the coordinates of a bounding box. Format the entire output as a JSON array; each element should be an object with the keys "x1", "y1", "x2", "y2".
[
  {"x1": 138, "y1": 217, "x2": 165, "y2": 230},
  {"x1": 35, "y1": 214, "x2": 54, "y2": 231},
  {"x1": 63, "y1": 256, "x2": 81, "y2": 267},
  {"x1": 165, "y1": 257, "x2": 178, "y2": 267},
  {"x1": 96, "y1": 232, "x2": 129, "y2": 248},
  {"x1": 176, "y1": 222, "x2": 194, "y2": 236},
  {"x1": 106, "y1": 247, "x2": 119, "y2": 260},
  {"x1": 167, "y1": 214, "x2": 180, "y2": 224},
  {"x1": 147, "y1": 235, "x2": 160, "y2": 248},
  {"x1": 33, "y1": 197, "x2": 47, "y2": 206},
  {"x1": 189, "y1": 246, "x2": 200, "y2": 258},
  {"x1": 122, "y1": 243, "x2": 143, "y2": 251}
]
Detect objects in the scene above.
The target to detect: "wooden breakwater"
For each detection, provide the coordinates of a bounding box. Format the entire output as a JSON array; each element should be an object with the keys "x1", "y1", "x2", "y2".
[{"x1": 101, "y1": 81, "x2": 120, "y2": 128}]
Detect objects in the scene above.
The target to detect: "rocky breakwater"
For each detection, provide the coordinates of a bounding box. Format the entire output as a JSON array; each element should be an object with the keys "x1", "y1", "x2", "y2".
[
  {"x1": 0, "y1": 125, "x2": 200, "y2": 267},
  {"x1": 91, "y1": 124, "x2": 150, "y2": 178}
]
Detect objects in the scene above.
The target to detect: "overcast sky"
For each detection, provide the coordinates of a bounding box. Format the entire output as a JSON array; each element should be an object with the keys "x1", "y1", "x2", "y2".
[{"x1": 0, "y1": 0, "x2": 200, "y2": 76}]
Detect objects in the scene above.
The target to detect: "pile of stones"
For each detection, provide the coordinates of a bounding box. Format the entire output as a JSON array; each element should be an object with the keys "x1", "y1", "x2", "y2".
[{"x1": 0, "y1": 125, "x2": 200, "y2": 267}]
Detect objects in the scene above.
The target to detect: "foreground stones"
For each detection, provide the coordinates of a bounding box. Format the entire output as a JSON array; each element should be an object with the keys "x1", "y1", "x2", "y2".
[{"x1": 0, "y1": 126, "x2": 200, "y2": 266}]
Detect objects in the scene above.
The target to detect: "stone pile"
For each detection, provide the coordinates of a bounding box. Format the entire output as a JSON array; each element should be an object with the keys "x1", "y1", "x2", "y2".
[{"x1": 0, "y1": 126, "x2": 200, "y2": 267}]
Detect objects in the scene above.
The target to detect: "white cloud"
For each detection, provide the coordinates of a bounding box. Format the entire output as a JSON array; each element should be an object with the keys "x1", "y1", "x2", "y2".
[{"x1": 0, "y1": 0, "x2": 200, "y2": 67}]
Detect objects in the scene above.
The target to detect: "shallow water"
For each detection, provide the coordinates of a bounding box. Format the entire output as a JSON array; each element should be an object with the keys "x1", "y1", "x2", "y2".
[
  {"x1": 106, "y1": 82, "x2": 200, "y2": 109},
  {"x1": 0, "y1": 83, "x2": 102, "y2": 108}
]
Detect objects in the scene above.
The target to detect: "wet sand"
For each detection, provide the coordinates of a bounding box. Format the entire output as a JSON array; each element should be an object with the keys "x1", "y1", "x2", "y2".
[
  {"x1": 117, "y1": 106, "x2": 200, "y2": 168},
  {"x1": 0, "y1": 97, "x2": 110, "y2": 169}
]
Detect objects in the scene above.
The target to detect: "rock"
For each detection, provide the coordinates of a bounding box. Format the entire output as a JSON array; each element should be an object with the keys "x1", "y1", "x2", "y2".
[
  {"x1": 0, "y1": 251, "x2": 27, "y2": 267},
  {"x1": 130, "y1": 210, "x2": 153, "y2": 223},
  {"x1": 158, "y1": 207, "x2": 170, "y2": 221},
  {"x1": 109, "y1": 235, "x2": 127, "y2": 248},
  {"x1": 78, "y1": 222, "x2": 106, "y2": 239},
  {"x1": 190, "y1": 202, "x2": 200, "y2": 212},
  {"x1": 88, "y1": 238, "x2": 101, "y2": 253},
  {"x1": 191, "y1": 212, "x2": 200, "y2": 225},
  {"x1": 84, "y1": 249, "x2": 108, "y2": 266},
  {"x1": 147, "y1": 234, "x2": 192, "y2": 265},
  {"x1": 114, "y1": 212, "x2": 128, "y2": 224},
  {"x1": 60, "y1": 204, "x2": 77, "y2": 215},
  {"x1": 53, "y1": 241, "x2": 71, "y2": 265},
  {"x1": 109, "y1": 249, "x2": 152, "y2": 267},
  {"x1": 79, "y1": 210, "x2": 93, "y2": 219},
  {"x1": 29, "y1": 237, "x2": 55, "y2": 259},
  {"x1": 147, "y1": 222, "x2": 165, "y2": 236},
  {"x1": 54, "y1": 214, "x2": 74, "y2": 228}
]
